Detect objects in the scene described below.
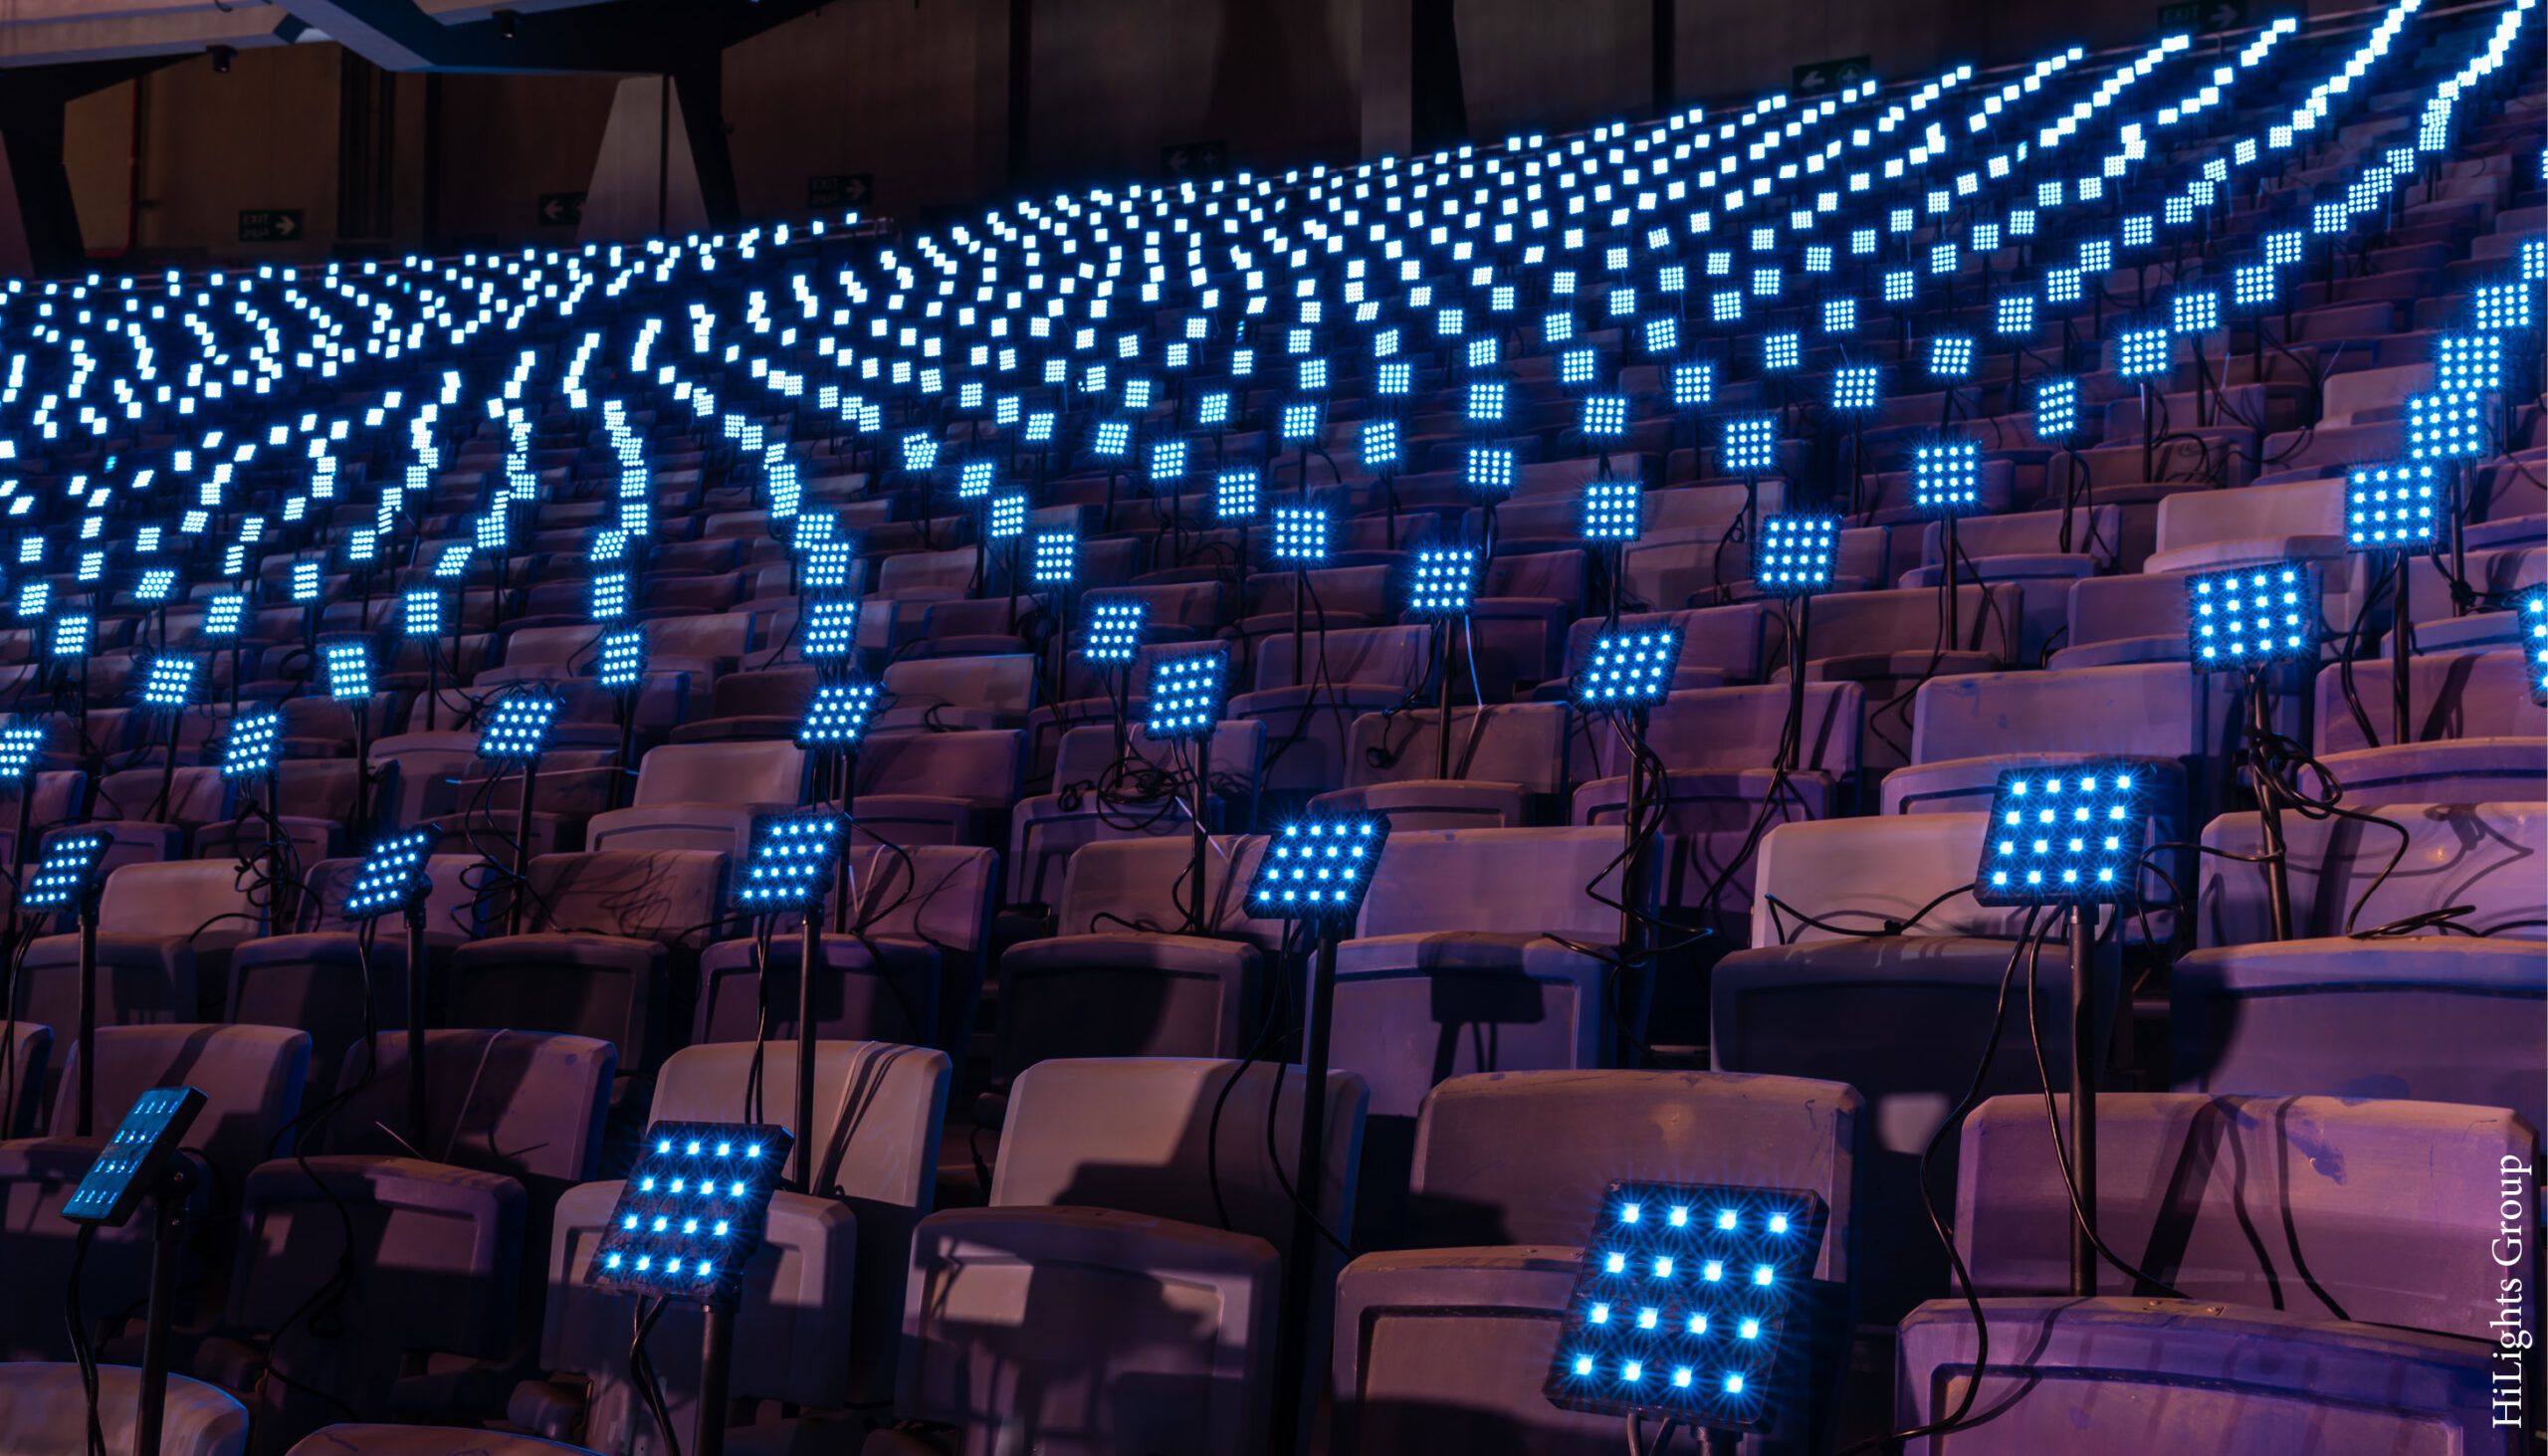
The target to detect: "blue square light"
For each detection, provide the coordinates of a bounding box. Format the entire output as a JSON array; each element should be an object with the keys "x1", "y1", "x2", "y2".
[
  {"x1": 2033, "y1": 377, "x2": 2080, "y2": 439},
  {"x1": 590, "y1": 569, "x2": 629, "y2": 622},
  {"x1": 798, "y1": 680, "x2": 881, "y2": 747},
  {"x1": 1670, "y1": 362, "x2": 1716, "y2": 410},
  {"x1": 1408, "y1": 547, "x2": 1478, "y2": 615},
  {"x1": 138, "y1": 654, "x2": 199, "y2": 711},
  {"x1": 2188, "y1": 562, "x2": 2318, "y2": 669},
  {"x1": 1928, "y1": 335, "x2": 1975, "y2": 379},
  {"x1": 1084, "y1": 597, "x2": 1147, "y2": 663},
  {"x1": 1755, "y1": 517, "x2": 1838, "y2": 597},
  {"x1": 1994, "y1": 296, "x2": 2034, "y2": 337},
  {"x1": 1583, "y1": 478, "x2": 1642, "y2": 542},
  {"x1": 61, "y1": 1086, "x2": 207, "y2": 1227},
  {"x1": 0, "y1": 718, "x2": 47, "y2": 780},
  {"x1": 1974, "y1": 763, "x2": 2154, "y2": 906},
  {"x1": 1214, "y1": 469, "x2": 1260, "y2": 521},
  {"x1": 1151, "y1": 438, "x2": 1190, "y2": 486},
  {"x1": 2406, "y1": 392, "x2": 2487, "y2": 462},
  {"x1": 1271, "y1": 505, "x2": 1328, "y2": 563},
  {"x1": 2171, "y1": 291, "x2": 2221, "y2": 334},
  {"x1": 1559, "y1": 347, "x2": 1598, "y2": 387},
  {"x1": 400, "y1": 588, "x2": 443, "y2": 639},
  {"x1": 321, "y1": 638, "x2": 372, "y2": 702},
  {"x1": 1466, "y1": 380, "x2": 1509, "y2": 426},
  {"x1": 1912, "y1": 439, "x2": 1982, "y2": 515},
  {"x1": 596, "y1": 626, "x2": 647, "y2": 691},
  {"x1": 957, "y1": 458, "x2": 997, "y2": 500},
  {"x1": 434, "y1": 544, "x2": 473, "y2": 581},
  {"x1": 291, "y1": 560, "x2": 322, "y2": 605},
  {"x1": 1279, "y1": 400, "x2": 1324, "y2": 443},
  {"x1": 1031, "y1": 529, "x2": 1077, "y2": 586},
  {"x1": 135, "y1": 568, "x2": 179, "y2": 604},
  {"x1": 49, "y1": 614, "x2": 91, "y2": 661},
  {"x1": 1829, "y1": 366, "x2": 1882, "y2": 413},
  {"x1": 1360, "y1": 419, "x2": 1401, "y2": 474},
  {"x1": 587, "y1": 1121, "x2": 794, "y2": 1304},
  {"x1": 1145, "y1": 648, "x2": 1226, "y2": 740},
  {"x1": 802, "y1": 599, "x2": 860, "y2": 659},
  {"x1": 221, "y1": 709, "x2": 283, "y2": 780},
  {"x1": 1246, "y1": 814, "x2": 1389, "y2": 920},
  {"x1": 478, "y1": 692, "x2": 562, "y2": 759},
  {"x1": 203, "y1": 594, "x2": 247, "y2": 639},
  {"x1": 2471, "y1": 283, "x2": 2533, "y2": 333},
  {"x1": 735, "y1": 812, "x2": 848, "y2": 911},
  {"x1": 901, "y1": 431, "x2": 943, "y2": 472},
  {"x1": 1762, "y1": 332, "x2": 1801, "y2": 372},
  {"x1": 1467, "y1": 446, "x2": 1517, "y2": 499},
  {"x1": 1577, "y1": 627, "x2": 1681, "y2": 708},
  {"x1": 1544, "y1": 1179, "x2": 1827, "y2": 1428},
  {"x1": 986, "y1": 492, "x2": 1029, "y2": 540},
  {"x1": 2346, "y1": 462, "x2": 2442, "y2": 550},
  {"x1": 2114, "y1": 327, "x2": 2172, "y2": 379},
  {"x1": 23, "y1": 833, "x2": 108, "y2": 911},
  {"x1": 1721, "y1": 417, "x2": 1778, "y2": 476},
  {"x1": 2433, "y1": 335, "x2": 2502, "y2": 394},
  {"x1": 2525, "y1": 590, "x2": 2546, "y2": 705},
  {"x1": 2232, "y1": 265, "x2": 2277, "y2": 311},
  {"x1": 802, "y1": 540, "x2": 858, "y2": 594},
  {"x1": 1583, "y1": 394, "x2": 1630, "y2": 438}
]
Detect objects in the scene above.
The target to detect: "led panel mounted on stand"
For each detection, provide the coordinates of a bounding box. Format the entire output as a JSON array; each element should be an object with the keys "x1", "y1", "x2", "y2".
[
  {"x1": 1576, "y1": 627, "x2": 1681, "y2": 708},
  {"x1": 1669, "y1": 362, "x2": 1717, "y2": 410},
  {"x1": 1084, "y1": 597, "x2": 1147, "y2": 662},
  {"x1": 1407, "y1": 548, "x2": 1478, "y2": 615},
  {"x1": 734, "y1": 812, "x2": 848, "y2": 911},
  {"x1": 2033, "y1": 378, "x2": 2080, "y2": 440},
  {"x1": 2433, "y1": 335, "x2": 2502, "y2": 394},
  {"x1": 1467, "y1": 446, "x2": 1517, "y2": 499},
  {"x1": 1271, "y1": 506, "x2": 1329, "y2": 563},
  {"x1": 798, "y1": 680, "x2": 882, "y2": 747},
  {"x1": 1359, "y1": 419, "x2": 1402, "y2": 473},
  {"x1": 1245, "y1": 814, "x2": 1389, "y2": 920},
  {"x1": 957, "y1": 459, "x2": 997, "y2": 500},
  {"x1": 2406, "y1": 392, "x2": 2487, "y2": 462},
  {"x1": 590, "y1": 570, "x2": 629, "y2": 622},
  {"x1": 1214, "y1": 469, "x2": 1260, "y2": 521},
  {"x1": 596, "y1": 627, "x2": 647, "y2": 691},
  {"x1": 1928, "y1": 335, "x2": 1975, "y2": 378},
  {"x1": 342, "y1": 827, "x2": 437, "y2": 920},
  {"x1": 1829, "y1": 366, "x2": 1882, "y2": 412},
  {"x1": 1973, "y1": 763, "x2": 2154, "y2": 906},
  {"x1": 61, "y1": 1086, "x2": 207, "y2": 1227},
  {"x1": 1762, "y1": 332, "x2": 1801, "y2": 373},
  {"x1": 2187, "y1": 562, "x2": 2319, "y2": 669},
  {"x1": 1279, "y1": 400, "x2": 1324, "y2": 443},
  {"x1": 478, "y1": 692, "x2": 563, "y2": 759},
  {"x1": 587, "y1": 1122, "x2": 795, "y2": 1305},
  {"x1": 2114, "y1": 327, "x2": 2173, "y2": 379},
  {"x1": 219, "y1": 709, "x2": 283, "y2": 780},
  {"x1": 2470, "y1": 283, "x2": 2534, "y2": 333},
  {"x1": 1031, "y1": 530, "x2": 1078, "y2": 586},
  {"x1": 802, "y1": 599, "x2": 860, "y2": 660},
  {"x1": 1151, "y1": 439, "x2": 1190, "y2": 488},
  {"x1": 2526, "y1": 590, "x2": 2547, "y2": 704},
  {"x1": 1543, "y1": 1180, "x2": 1829, "y2": 1429},
  {"x1": 137, "y1": 654, "x2": 199, "y2": 711},
  {"x1": 1754, "y1": 517, "x2": 1839, "y2": 597},
  {"x1": 203, "y1": 595, "x2": 247, "y2": 640},
  {"x1": 320, "y1": 638, "x2": 372, "y2": 702},
  {"x1": 2345, "y1": 462, "x2": 2442, "y2": 549},
  {"x1": 48, "y1": 614, "x2": 91, "y2": 661},
  {"x1": 1582, "y1": 478, "x2": 1642, "y2": 542},
  {"x1": 1721, "y1": 417, "x2": 1778, "y2": 475},
  {"x1": 23, "y1": 832, "x2": 108, "y2": 911},
  {"x1": 2232, "y1": 265, "x2": 2277, "y2": 312},
  {"x1": 400, "y1": 588, "x2": 442, "y2": 639},
  {"x1": 1911, "y1": 439, "x2": 1983, "y2": 514},
  {"x1": 801, "y1": 540, "x2": 859, "y2": 594},
  {"x1": 1582, "y1": 394, "x2": 1630, "y2": 439},
  {"x1": 986, "y1": 493, "x2": 1029, "y2": 540},
  {"x1": 0, "y1": 719, "x2": 46, "y2": 780},
  {"x1": 1144, "y1": 648, "x2": 1227, "y2": 740},
  {"x1": 1993, "y1": 296, "x2": 2034, "y2": 338}
]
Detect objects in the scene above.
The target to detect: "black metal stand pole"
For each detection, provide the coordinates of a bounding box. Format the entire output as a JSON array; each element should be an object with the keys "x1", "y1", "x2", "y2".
[
  {"x1": 1187, "y1": 734, "x2": 1214, "y2": 936},
  {"x1": 2248, "y1": 675, "x2": 2292, "y2": 942},
  {"x1": 1782, "y1": 597, "x2": 1811, "y2": 773},
  {"x1": 1943, "y1": 513, "x2": 1962, "y2": 646},
  {"x1": 2068, "y1": 903, "x2": 2099, "y2": 1297},
  {"x1": 405, "y1": 903, "x2": 429, "y2": 1149},
  {"x1": 1272, "y1": 930, "x2": 1341, "y2": 1456},
  {"x1": 2390, "y1": 554, "x2": 2413, "y2": 746},
  {"x1": 694, "y1": 1302, "x2": 736, "y2": 1456},
  {"x1": 507, "y1": 756, "x2": 541, "y2": 936},
  {"x1": 1435, "y1": 620, "x2": 1457, "y2": 782},
  {"x1": 796, "y1": 910, "x2": 820, "y2": 1193},
  {"x1": 134, "y1": 1168, "x2": 190, "y2": 1456}
]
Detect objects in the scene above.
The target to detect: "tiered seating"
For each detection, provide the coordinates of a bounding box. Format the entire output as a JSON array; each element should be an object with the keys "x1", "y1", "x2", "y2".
[{"x1": 0, "y1": 0, "x2": 2539, "y2": 1450}]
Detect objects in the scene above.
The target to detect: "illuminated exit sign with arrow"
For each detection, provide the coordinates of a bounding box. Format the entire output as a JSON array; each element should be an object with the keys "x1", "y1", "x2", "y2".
[
  {"x1": 2158, "y1": 0, "x2": 2246, "y2": 31},
  {"x1": 1791, "y1": 56, "x2": 1869, "y2": 97},
  {"x1": 237, "y1": 209, "x2": 303, "y2": 244}
]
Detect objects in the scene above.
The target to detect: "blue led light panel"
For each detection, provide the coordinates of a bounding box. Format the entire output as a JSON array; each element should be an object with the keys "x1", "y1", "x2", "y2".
[
  {"x1": 1754, "y1": 517, "x2": 1839, "y2": 597},
  {"x1": 2033, "y1": 378, "x2": 2080, "y2": 440},
  {"x1": 0, "y1": 718, "x2": 46, "y2": 780},
  {"x1": 1279, "y1": 400, "x2": 1323, "y2": 442},
  {"x1": 24, "y1": 833, "x2": 108, "y2": 911},
  {"x1": 1407, "y1": 548, "x2": 1477, "y2": 615},
  {"x1": 2434, "y1": 335, "x2": 2502, "y2": 393},
  {"x1": 1929, "y1": 335, "x2": 1975, "y2": 378},
  {"x1": 2346, "y1": 462, "x2": 2442, "y2": 550},
  {"x1": 1246, "y1": 815, "x2": 1389, "y2": 920},
  {"x1": 343, "y1": 827, "x2": 437, "y2": 919},
  {"x1": 321, "y1": 638, "x2": 372, "y2": 702},
  {"x1": 958, "y1": 459, "x2": 997, "y2": 500},
  {"x1": 1145, "y1": 648, "x2": 1226, "y2": 740},
  {"x1": 802, "y1": 540, "x2": 859, "y2": 593},
  {"x1": 1974, "y1": 763, "x2": 2154, "y2": 906},
  {"x1": 1151, "y1": 439, "x2": 1190, "y2": 485},
  {"x1": 1271, "y1": 506, "x2": 1328, "y2": 563},
  {"x1": 1912, "y1": 440, "x2": 1982, "y2": 515},
  {"x1": 802, "y1": 599, "x2": 860, "y2": 659},
  {"x1": 1466, "y1": 381, "x2": 1508, "y2": 425},
  {"x1": 61, "y1": 1086, "x2": 206, "y2": 1227},
  {"x1": 138, "y1": 655, "x2": 198, "y2": 711},
  {"x1": 2527, "y1": 591, "x2": 2547, "y2": 705},
  {"x1": 1084, "y1": 597, "x2": 1147, "y2": 662},
  {"x1": 1582, "y1": 394, "x2": 1630, "y2": 438},
  {"x1": 1722, "y1": 417, "x2": 1778, "y2": 476},
  {"x1": 221, "y1": 710, "x2": 283, "y2": 780},
  {"x1": 798, "y1": 680, "x2": 881, "y2": 747},
  {"x1": 401, "y1": 588, "x2": 442, "y2": 639},
  {"x1": 1993, "y1": 295, "x2": 2034, "y2": 337},
  {"x1": 1360, "y1": 419, "x2": 1401, "y2": 473},
  {"x1": 1214, "y1": 469, "x2": 1260, "y2": 521},
  {"x1": 1543, "y1": 1180, "x2": 1829, "y2": 1428},
  {"x1": 1577, "y1": 627, "x2": 1681, "y2": 708},
  {"x1": 1031, "y1": 530, "x2": 1077, "y2": 586},
  {"x1": 1467, "y1": 446, "x2": 1517, "y2": 498},
  {"x1": 1762, "y1": 332, "x2": 1801, "y2": 372},
  {"x1": 203, "y1": 595, "x2": 247, "y2": 639},
  {"x1": 2188, "y1": 562, "x2": 2318, "y2": 669},
  {"x1": 588, "y1": 1122, "x2": 795, "y2": 1305},
  {"x1": 1582, "y1": 478, "x2": 1642, "y2": 542},
  {"x1": 590, "y1": 570, "x2": 629, "y2": 622},
  {"x1": 1829, "y1": 366, "x2": 1881, "y2": 412},
  {"x1": 1670, "y1": 362, "x2": 1716, "y2": 410},
  {"x1": 986, "y1": 492, "x2": 1029, "y2": 540},
  {"x1": 597, "y1": 627, "x2": 647, "y2": 691},
  {"x1": 2471, "y1": 284, "x2": 2533, "y2": 333},
  {"x1": 735, "y1": 812, "x2": 847, "y2": 911},
  {"x1": 479, "y1": 693, "x2": 563, "y2": 759},
  {"x1": 2114, "y1": 327, "x2": 2172, "y2": 380},
  {"x1": 2406, "y1": 392, "x2": 2487, "y2": 462}
]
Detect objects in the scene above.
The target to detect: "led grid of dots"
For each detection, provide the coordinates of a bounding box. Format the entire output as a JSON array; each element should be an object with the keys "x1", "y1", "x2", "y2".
[
  {"x1": 1670, "y1": 362, "x2": 1716, "y2": 409},
  {"x1": 802, "y1": 540, "x2": 858, "y2": 593},
  {"x1": 1145, "y1": 649, "x2": 1227, "y2": 740},
  {"x1": 1467, "y1": 446, "x2": 1517, "y2": 498},
  {"x1": 1271, "y1": 505, "x2": 1329, "y2": 563},
  {"x1": 986, "y1": 492, "x2": 1029, "y2": 539},
  {"x1": 292, "y1": 560, "x2": 322, "y2": 603},
  {"x1": 2406, "y1": 391, "x2": 2486, "y2": 461},
  {"x1": 1754, "y1": 517, "x2": 1839, "y2": 597},
  {"x1": 958, "y1": 459, "x2": 997, "y2": 499},
  {"x1": 1829, "y1": 366, "x2": 1881, "y2": 412},
  {"x1": 1582, "y1": 394, "x2": 1630, "y2": 438},
  {"x1": 140, "y1": 652, "x2": 202, "y2": 711},
  {"x1": 322, "y1": 639, "x2": 372, "y2": 701},
  {"x1": 1084, "y1": 597, "x2": 1148, "y2": 662},
  {"x1": 2034, "y1": 377, "x2": 2080, "y2": 438},
  {"x1": 1407, "y1": 547, "x2": 1478, "y2": 615},
  {"x1": 2188, "y1": 562, "x2": 2318, "y2": 668},
  {"x1": 1359, "y1": 419, "x2": 1401, "y2": 472},
  {"x1": 24, "y1": 833, "x2": 107, "y2": 910},
  {"x1": 1911, "y1": 439, "x2": 1982, "y2": 514},
  {"x1": 400, "y1": 588, "x2": 442, "y2": 638},
  {"x1": 1721, "y1": 417, "x2": 1778, "y2": 475},
  {"x1": 2526, "y1": 591, "x2": 2547, "y2": 704},
  {"x1": 2433, "y1": 335, "x2": 2502, "y2": 393},
  {"x1": 596, "y1": 627, "x2": 647, "y2": 690},
  {"x1": 1974, "y1": 763, "x2": 2154, "y2": 906},
  {"x1": 902, "y1": 431, "x2": 942, "y2": 471},
  {"x1": 1582, "y1": 478, "x2": 1642, "y2": 542},
  {"x1": 1559, "y1": 347, "x2": 1598, "y2": 386},
  {"x1": 1762, "y1": 332, "x2": 1801, "y2": 371},
  {"x1": 590, "y1": 570, "x2": 629, "y2": 621},
  {"x1": 586, "y1": 1122, "x2": 795, "y2": 1304},
  {"x1": 1214, "y1": 469, "x2": 1260, "y2": 521},
  {"x1": 1929, "y1": 335, "x2": 1975, "y2": 377},
  {"x1": 2233, "y1": 264, "x2": 2277, "y2": 309},
  {"x1": 1994, "y1": 295, "x2": 2035, "y2": 336},
  {"x1": 1090, "y1": 419, "x2": 1133, "y2": 459},
  {"x1": 2114, "y1": 326, "x2": 2173, "y2": 379},
  {"x1": 1577, "y1": 627, "x2": 1681, "y2": 708},
  {"x1": 798, "y1": 680, "x2": 882, "y2": 747},
  {"x1": 434, "y1": 545, "x2": 472, "y2": 580},
  {"x1": 478, "y1": 693, "x2": 563, "y2": 759},
  {"x1": 0, "y1": 720, "x2": 45, "y2": 780},
  {"x1": 204, "y1": 595, "x2": 247, "y2": 638},
  {"x1": 1543, "y1": 1180, "x2": 1828, "y2": 1428},
  {"x1": 2471, "y1": 284, "x2": 2532, "y2": 332},
  {"x1": 2172, "y1": 291, "x2": 2221, "y2": 333},
  {"x1": 2346, "y1": 462, "x2": 2442, "y2": 549},
  {"x1": 802, "y1": 599, "x2": 861, "y2": 659},
  {"x1": 136, "y1": 568, "x2": 178, "y2": 603},
  {"x1": 1280, "y1": 400, "x2": 1324, "y2": 442},
  {"x1": 221, "y1": 710, "x2": 283, "y2": 779},
  {"x1": 1467, "y1": 380, "x2": 1508, "y2": 424},
  {"x1": 1245, "y1": 816, "x2": 1389, "y2": 919},
  {"x1": 341, "y1": 828, "x2": 437, "y2": 919},
  {"x1": 1151, "y1": 438, "x2": 1190, "y2": 485},
  {"x1": 735, "y1": 813, "x2": 847, "y2": 910},
  {"x1": 1031, "y1": 530, "x2": 1077, "y2": 585},
  {"x1": 62, "y1": 1087, "x2": 205, "y2": 1226}
]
